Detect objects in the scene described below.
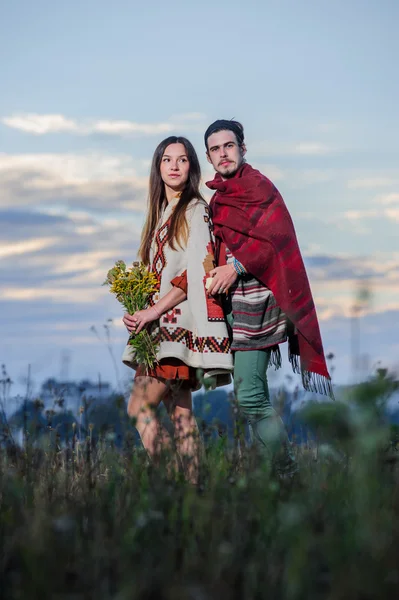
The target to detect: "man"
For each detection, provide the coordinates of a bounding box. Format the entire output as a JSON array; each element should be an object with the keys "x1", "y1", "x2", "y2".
[{"x1": 205, "y1": 119, "x2": 332, "y2": 476}]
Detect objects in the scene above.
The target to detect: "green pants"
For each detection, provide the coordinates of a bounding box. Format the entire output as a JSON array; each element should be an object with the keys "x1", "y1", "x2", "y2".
[{"x1": 234, "y1": 348, "x2": 297, "y2": 476}]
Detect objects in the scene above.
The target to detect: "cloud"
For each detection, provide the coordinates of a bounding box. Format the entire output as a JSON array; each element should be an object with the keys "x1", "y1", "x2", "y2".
[
  {"x1": 0, "y1": 152, "x2": 148, "y2": 213},
  {"x1": 1, "y1": 214, "x2": 397, "y2": 392},
  {"x1": 0, "y1": 206, "x2": 141, "y2": 392},
  {"x1": 252, "y1": 163, "x2": 285, "y2": 181},
  {"x1": 304, "y1": 252, "x2": 399, "y2": 321},
  {"x1": 311, "y1": 190, "x2": 399, "y2": 229},
  {"x1": 348, "y1": 177, "x2": 398, "y2": 189},
  {"x1": 0, "y1": 152, "x2": 146, "y2": 183},
  {"x1": 2, "y1": 114, "x2": 79, "y2": 135},
  {"x1": 299, "y1": 169, "x2": 333, "y2": 184},
  {"x1": 0, "y1": 151, "x2": 146, "y2": 357},
  {"x1": 0, "y1": 212, "x2": 141, "y2": 271},
  {"x1": 91, "y1": 120, "x2": 173, "y2": 136},
  {"x1": 306, "y1": 254, "x2": 380, "y2": 282},
  {"x1": 2, "y1": 287, "x2": 101, "y2": 303},
  {"x1": 0, "y1": 237, "x2": 58, "y2": 259},
  {"x1": 0, "y1": 206, "x2": 137, "y2": 390},
  {"x1": 317, "y1": 308, "x2": 399, "y2": 383},
  {"x1": 385, "y1": 208, "x2": 399, "y2": 222},
  {"x1": 295, "y1": 142, "x2": 331, "y2": 156},
  {"x1": 339, "y1": 193, "x2": 399, "y2": 225},
  {"x1": 377, "y1": 193, "x2": 399, "y2": 206},
  {"x1": 291, "y1": 168, "x2": 335, "y2": 187},
  {"x1": 306, "y1": 253, "x2": 399, "y2": 282},
  {"x1": 3, "y1": 204, "x2": 397, "y2": 329},
  {"x1": 247, "y1": 165, "x2": 336, "y2": 190},
  {"x1": 1, "y1": 112, "x2": 207, "y2": 138},
  {"x1": 373, "y1": 192, "x2": 399, "y2": 222},
  {"x1": 317, "y1": 123, "x2": 339, "y2": 133},
  {"x1": 343, "y1": 210, "x2": 379, "y2": 220},
  {"x1": 0, "y1": 209, "x2": 69, "y2": 228},
  {"x1": 337, "y1": 209, "x2": 379, "y2": 233},
  {"x1": 251, "y1": 141, "x2": 334, "y2": 157}
]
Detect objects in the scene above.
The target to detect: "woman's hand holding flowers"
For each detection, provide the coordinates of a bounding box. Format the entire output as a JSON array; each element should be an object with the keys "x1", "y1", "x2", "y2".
[{"x1": 123, "y1": 306, "x2": 160, "y2": 335}]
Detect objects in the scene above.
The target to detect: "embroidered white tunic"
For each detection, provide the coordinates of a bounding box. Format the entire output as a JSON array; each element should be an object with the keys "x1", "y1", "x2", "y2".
[{"x1": 122, "y1": 197, "x2": 233, "y2": 387}]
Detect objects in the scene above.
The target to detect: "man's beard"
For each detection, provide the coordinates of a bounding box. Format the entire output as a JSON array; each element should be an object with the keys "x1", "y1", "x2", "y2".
[
  {"x1": 220, "y1": 165, "x2": 239, "y2": 179},
  {"x1": 217, "y1": 157, "x2": 245, "y2": 179}
]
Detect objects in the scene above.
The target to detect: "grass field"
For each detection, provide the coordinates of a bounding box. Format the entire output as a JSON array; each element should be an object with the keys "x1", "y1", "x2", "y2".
[{"x1": 1, "y1": 369, "x2": 399, "y2": 599}]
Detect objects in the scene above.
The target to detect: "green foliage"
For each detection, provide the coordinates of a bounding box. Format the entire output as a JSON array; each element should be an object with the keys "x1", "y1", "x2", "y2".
[{"x1": 1, "y1": 372, "x2": 399, "y2": 598}]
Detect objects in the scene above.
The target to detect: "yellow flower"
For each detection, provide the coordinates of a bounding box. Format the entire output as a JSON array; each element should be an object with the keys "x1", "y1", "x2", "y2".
[
  {"x1": 103, "y1": 260, "x2": 159, "y2": 370},
  {"x1": 104, "y1": 260, "x2": 158, "y2": 312}
]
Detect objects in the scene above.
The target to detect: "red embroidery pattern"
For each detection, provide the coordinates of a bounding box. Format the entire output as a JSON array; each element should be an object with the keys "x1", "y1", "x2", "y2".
[
  {"x1": 162, "y1": 308, "x2": 181, "y2": 324},
  {"x1": 148, "y1": 218, "x2": 170, "y2": 305},
  {"x1": 155, "y1": 326, "x2": 230, "y2": 354},
  {"x1": 203, "y1": 276, "x2": 225, "y2": 322},
  {"x1": 203, "y1": 242, "x2": 225, "y2": 322},
  {"x1": 151, "y1": 219, "x2": 170, "y2": 286},
  {"x1": 150, "y1": 215, "x2": 224, "y2": 324}
]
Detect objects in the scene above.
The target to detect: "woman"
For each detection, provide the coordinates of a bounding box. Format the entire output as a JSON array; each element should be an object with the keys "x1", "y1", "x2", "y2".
[{"x1": 122, "y1": 136, "x2": 233, "y2": 483}]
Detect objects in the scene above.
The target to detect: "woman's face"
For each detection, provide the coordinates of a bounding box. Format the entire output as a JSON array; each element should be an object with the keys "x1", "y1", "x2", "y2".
[{"x1": 160, "y1": 143, "x2": 190, "y2": 191}]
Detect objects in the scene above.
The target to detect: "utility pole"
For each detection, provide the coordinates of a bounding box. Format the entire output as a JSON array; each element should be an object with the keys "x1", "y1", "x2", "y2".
[
  {"x1": 60, "y1": 349, "x2": 71, "y2": 382},
  {"x1": 350, "y1": 282, "x2": 372, "y2": 384}
]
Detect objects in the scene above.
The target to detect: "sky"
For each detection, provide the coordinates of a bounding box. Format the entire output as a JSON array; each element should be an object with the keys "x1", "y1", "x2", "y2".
[{"x1": 1, "y1": 0, "x2": 398, "y2": 397}]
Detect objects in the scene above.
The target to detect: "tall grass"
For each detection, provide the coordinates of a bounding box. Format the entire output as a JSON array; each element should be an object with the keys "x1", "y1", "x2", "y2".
[{"x1": 1, "y1": 368, "x2": 399, "y2": 599}]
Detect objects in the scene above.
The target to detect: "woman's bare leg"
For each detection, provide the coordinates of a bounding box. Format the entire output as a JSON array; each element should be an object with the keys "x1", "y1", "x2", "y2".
[
  {"x1": 164, "y1": 385, "x2": 201, "y2": 484},
  {"x1": 127, "y1": 375, "x2": 176, "y2": 464}
]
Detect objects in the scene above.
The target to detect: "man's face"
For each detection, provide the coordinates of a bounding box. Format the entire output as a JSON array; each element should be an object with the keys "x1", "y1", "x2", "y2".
[{"x1": 206, "y1": 130, "x2": 246, "y2": 179}]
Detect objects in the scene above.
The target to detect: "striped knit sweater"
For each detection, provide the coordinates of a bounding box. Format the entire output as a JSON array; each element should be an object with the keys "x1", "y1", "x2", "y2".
[{"x1": 226, "y1": 248, "x2": 287, "y2": 353}]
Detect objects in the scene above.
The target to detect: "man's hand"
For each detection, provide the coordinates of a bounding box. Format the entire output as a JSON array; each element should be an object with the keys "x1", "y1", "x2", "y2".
[
  {"x1": 207, "y1": 264, "x2": 238, "y2": 296},
  {"x1": 123, "y1": 306, "x2": 158, "y2": 335}
]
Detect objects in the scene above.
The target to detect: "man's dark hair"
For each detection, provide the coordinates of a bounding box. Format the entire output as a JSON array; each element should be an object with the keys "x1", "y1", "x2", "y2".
[{"x1": 204, "y1": 119, "x2": 245, "y2": 150}]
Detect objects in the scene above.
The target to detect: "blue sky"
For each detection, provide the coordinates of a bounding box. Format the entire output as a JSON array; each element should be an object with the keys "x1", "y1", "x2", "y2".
[{"x1": 1, "y1": 0, "x2": 398, "y2": 395}]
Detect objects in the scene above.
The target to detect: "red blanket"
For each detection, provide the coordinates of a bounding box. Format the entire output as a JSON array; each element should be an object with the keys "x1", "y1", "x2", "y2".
[{"x1": 207, "y1": 163, "x2": 332, "y2": 397}]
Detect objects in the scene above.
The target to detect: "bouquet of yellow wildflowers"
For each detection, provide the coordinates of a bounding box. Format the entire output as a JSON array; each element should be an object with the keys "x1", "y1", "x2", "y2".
[{"x1": 104, "y1": 260, "x2": 159, "y2": 370}]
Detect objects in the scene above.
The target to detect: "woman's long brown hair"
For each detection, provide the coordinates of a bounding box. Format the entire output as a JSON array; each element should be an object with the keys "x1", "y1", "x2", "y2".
[{"x1": 138, "y1": 136, "x2": 205, "y2": 265}]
